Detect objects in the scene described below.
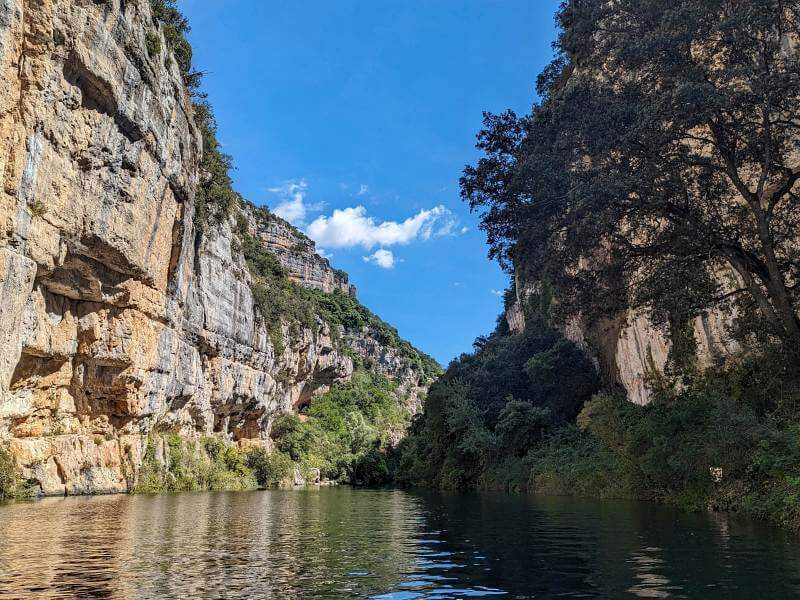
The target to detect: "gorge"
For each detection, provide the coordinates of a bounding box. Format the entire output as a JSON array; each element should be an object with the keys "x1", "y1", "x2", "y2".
[
  {"x1": 2, "y1": 0, "x2": 800, "y2": 597},
  {"x1": 0, "y1": 0, "x2": 799, "y2": 581}
]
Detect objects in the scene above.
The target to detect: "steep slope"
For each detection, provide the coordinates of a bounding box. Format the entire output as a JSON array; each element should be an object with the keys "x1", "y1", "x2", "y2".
[
  {"x1": 0, "y1": 0, "x2": 436, "y2": 496},
  {"x1": 505, "y1": 275, "x2": 742, "y2": 405}
]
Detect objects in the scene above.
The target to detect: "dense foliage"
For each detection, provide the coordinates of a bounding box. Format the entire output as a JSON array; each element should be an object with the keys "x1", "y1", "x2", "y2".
[
  {"x1": 0, "y1": 445, "x2": 34, "y2": 501},
  {"x1": 148, "y1": 0, "x2": 237, "y2": 228},
  {"x1": 396, "y1": 310, "x2": 601, "y2": 489},
  {"x1": 271, "y1": 371, "x2": 410, "y2": 486},
  {"x1": 462, "y1": 0, "x2": 800, "y2": 357},
  {"x1": 134, "y1": 434, "x2": 259, "y2": 493},
  {"x1": 406, "y1": 0, "x2": 800, "y2": 529},
  {"x1": 397, "y1": 315, "x2": 800, "y2": 528}
]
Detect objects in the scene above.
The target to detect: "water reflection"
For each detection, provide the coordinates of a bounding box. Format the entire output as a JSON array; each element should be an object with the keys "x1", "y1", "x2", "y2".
[{"x1": 0, "y1": 489, "x2": 798, "y2": 598}]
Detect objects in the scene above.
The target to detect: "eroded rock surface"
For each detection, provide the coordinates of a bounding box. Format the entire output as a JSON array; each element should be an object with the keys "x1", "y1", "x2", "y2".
[
  {"x1": 507, "y1": 276, "x2": 740, "y2": 406},
  {"x1": 0, "y1": 0, "x2": 431, "y2": 495}
]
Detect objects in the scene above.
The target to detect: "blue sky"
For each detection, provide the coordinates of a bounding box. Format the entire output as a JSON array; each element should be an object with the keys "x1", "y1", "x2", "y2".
[{"x1": 179, "y1": 0, "x2": 561, "y2": 365}]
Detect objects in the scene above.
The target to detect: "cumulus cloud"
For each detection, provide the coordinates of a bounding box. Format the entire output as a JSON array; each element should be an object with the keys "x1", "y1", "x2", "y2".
[
  {"x1": 268, "y1": 179, "x2": 324, "y2": 226},
  {"x1": 363, "y1": 248, "x2": 397, "y2": 269},
  {"x1": 306, "y1": 205, "x2": 458, "y2": 249},
  {"x1": 490, "y1": 289, "x2": 504, "y2": 297},
  {"x1": 358, "y1": 184, "x2": 369, "y2": 196}
]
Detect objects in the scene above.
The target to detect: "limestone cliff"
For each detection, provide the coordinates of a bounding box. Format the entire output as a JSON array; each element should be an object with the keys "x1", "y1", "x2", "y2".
[
  {"x1": 0, "y1": 0, "x2": 435, "y2": 496},
  {"x1": 241, "y1": 202, "x2": 354, "y2": 296},
  {"x1": 506, "y1": 275, "x2": 741, "y2": 405}
]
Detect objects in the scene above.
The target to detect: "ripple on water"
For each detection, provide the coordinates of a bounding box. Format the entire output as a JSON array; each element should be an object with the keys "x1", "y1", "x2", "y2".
[{"x1": 0, "y1": 489, "x2": 798, "y2": 598}]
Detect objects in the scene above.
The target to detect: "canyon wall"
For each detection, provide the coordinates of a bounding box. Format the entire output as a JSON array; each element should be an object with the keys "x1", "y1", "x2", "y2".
[
  {"x1": 506, "y1": 276, "x2": 741, "y2": 405},
  {"x1": 243, "y1": 202, "x2": 354, "y2": 296},
  {"x1": 0, "y1": 0, "x2": 432, "y2": 495}
]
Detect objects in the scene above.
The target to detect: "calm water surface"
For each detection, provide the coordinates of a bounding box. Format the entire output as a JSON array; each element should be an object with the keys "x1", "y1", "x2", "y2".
[{"x1": 0, "y1": 488, "x2": 798, "y2": 598}]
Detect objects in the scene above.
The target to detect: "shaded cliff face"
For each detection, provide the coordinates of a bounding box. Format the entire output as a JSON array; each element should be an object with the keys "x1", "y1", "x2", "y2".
[
  {"x1": 506, "y1": 276, "x2": 741, "y2": 405},
  {"x1": 0, "y1": 0, "x2": 434, "y2": 495}
]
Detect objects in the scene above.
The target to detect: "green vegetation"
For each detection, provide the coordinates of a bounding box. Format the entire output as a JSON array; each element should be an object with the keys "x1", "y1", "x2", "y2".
[
  {"x1": 148, "y1": 0, "x2": 192, "y2": 77},
  {"x1": 132, "y1": 374, "x2": 413, "y2": 494},
  {"x1": 239, "y1": 221, "x2": 439, "y2": 378},
  {"x1": 134, "y1": 434, "x2": 261, "y2": 494},
  {"x1": 27, "y1": 199, "x2": 46, "y2": 218},
  {"x1": 270, "y1": 371, "x2": 410, "y2": 486},
  {"x1": 148, "y1": 0, "x2": 237, "y2": 228},
  {"x1": 396, "y1": 311, "x2": 800, "y2": 529},
  {"x1": 244, "y1": 448, "x2": 295, "y2": 488},
  {"x1": 0, "y1": 445, "x2": 35, "y2": 501},
  {"x1": 238, "y1": 227, "x2": 314, "y2": 353},
  {"x1": 145, "y1": 31, "x2": 161, "y2": 58},
  {"x1": 388, "y1": 0, "x2": 800, "y2": 531},
  {"x1": 395, "y1": 310, "x2": 600, "y2": 490},
  {"x1": 462, "y1": 0, "x2": 800, "y2": 356}
]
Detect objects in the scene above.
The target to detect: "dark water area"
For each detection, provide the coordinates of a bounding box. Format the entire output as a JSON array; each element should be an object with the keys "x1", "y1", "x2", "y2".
[{"x1": 0, "y1": 488, "x2": 798, "y2": 598}]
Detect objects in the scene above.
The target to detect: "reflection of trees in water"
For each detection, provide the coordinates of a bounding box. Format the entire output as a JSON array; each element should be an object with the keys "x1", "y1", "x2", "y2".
[
  {"x1": 1, "y1": 490, "x2": 799, "y2": 597},
  {"x1": 127, "y1": 488, "x2": 424, "y2": 597},
  {"x1": 408, "y1": 492, "x2": 800, "y2": 599},
  {"x1": 408, "y1": 491, "x2": 611, "y2": 595}
]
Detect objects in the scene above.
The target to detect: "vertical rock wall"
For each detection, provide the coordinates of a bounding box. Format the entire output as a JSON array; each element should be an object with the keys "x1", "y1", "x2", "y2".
[
  {"x1": 0, "y1": 0, "x2": 432, "y2": 495},
  {"x1": 506, "y1": 275, "x2": 741, "y2": 405}
]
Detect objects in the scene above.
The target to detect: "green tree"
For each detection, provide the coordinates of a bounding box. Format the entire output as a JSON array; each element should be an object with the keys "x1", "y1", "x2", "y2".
[
  {"x1": 525, "y1": 339, "x2": 599, "y2": 420},
  {"x1": 495, "y1": 400, "x2": 551, "y2": 457},
  {"x1": 462, "y1": 0, "x2": 800, "y2": 358},
  {"x1": 0, "y1": 445, "x2": 20, "y2": 500}
]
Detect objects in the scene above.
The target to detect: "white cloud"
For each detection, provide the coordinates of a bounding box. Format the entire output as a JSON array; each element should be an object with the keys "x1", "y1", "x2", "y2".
[
  {"x1": 460, "y1": 226, "x2": 469, "y2": 234},
  {"x1": 434, "y1": 216, "x2": 462, "y2": 237},
  {"x1": 490, "y1": 289, "x2": 504, "y2": 297},
  {"x1": 363, "y1": 248, "x2": 397, "y2": 269},
  {"x1": 306, "y1": 204, "x2": 458, "y2": 249},
  {"x1": 358, "y1": 184, "x2": 369, "y2": 196},
  {"x1": 268, "y1": 179, "x2": 324, "y2": 226}
]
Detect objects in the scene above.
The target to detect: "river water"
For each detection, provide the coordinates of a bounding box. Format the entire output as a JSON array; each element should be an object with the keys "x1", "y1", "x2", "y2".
[{"x1": 0, "y1": 488, "x2": 798, "y2": 598}]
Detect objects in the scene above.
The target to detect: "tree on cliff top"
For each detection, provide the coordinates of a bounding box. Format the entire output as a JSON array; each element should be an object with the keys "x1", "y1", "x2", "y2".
[{"x1": 462, "y1": 0, "x2": 800, "y2": 356}]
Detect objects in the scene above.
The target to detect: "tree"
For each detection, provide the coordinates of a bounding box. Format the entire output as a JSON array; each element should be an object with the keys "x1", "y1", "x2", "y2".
[
  {"x1": 495, "y1": 400, "x2": 551, "y2": 457},
  {"x1": 525, "y1": 339, "x2": 599, "y2": 421},
  {"x1": 462, "y1": 0, "x2": 800, "y2": 357}
]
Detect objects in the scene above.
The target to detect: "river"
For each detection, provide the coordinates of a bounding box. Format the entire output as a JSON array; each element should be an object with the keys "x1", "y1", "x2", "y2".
[{"x1": 0, "y1": 488, "x2": 798, "y2": 598}]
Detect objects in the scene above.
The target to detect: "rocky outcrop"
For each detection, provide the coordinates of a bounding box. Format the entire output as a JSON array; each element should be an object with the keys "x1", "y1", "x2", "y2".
[
  {"x1": 242, "y1": 203, "x2": 353, "y2": 295},
  {"x1": 0, "y1": 0, "x2": 432, "y2": 495},
  {"x1": 507, "y1": 276, "x2": 741, "y2": 405}
]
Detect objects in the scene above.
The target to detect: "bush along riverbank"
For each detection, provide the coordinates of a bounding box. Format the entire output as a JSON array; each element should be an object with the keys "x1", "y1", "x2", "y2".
[
  {"x1": 0, "y1": 370, "x2": 411, "y2": 500},
  {"x1": 132, "y1": 370, "x2": 411, "y2": 494},
  {"x1": 0, "y1": 446, "x2": 37, "y2": 501},
  {"x1": 393, "y1": 313, "x2": 800, "y2": 530}
]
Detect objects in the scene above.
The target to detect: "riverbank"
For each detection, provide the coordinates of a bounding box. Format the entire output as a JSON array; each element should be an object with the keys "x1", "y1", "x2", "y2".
[
  {"x1": 0, "y1": 369, "x2": 411, "y2": 500},
  {"x1": 393, "y1": 316, "x2": 800, "y2": 532}
]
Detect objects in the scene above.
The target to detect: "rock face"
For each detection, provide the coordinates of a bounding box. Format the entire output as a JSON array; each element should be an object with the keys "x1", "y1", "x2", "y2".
[
  {"x1": 0, "y1": 0, "x2": 432, "y2": 495},
  {"x1": 507, "y1": 276, "x2": 740, "y2": 406},
  {"x1": 243, "y1": 204, "x2": 354, "y2": 296}
]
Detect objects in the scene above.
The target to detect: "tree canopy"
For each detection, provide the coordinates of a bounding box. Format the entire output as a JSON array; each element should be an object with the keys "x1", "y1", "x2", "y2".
[{"x1": 462, "y1": 0, "x2": 800, "y2": 356}]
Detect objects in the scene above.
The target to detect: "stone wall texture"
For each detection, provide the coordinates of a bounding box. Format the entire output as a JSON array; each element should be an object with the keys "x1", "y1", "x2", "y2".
[
  {"x1": 506, "y1": 275, "x2": 741, "y2": 406},
  {"x1": 0, "y1": 0, "x2": 429, "y2": 495}
]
